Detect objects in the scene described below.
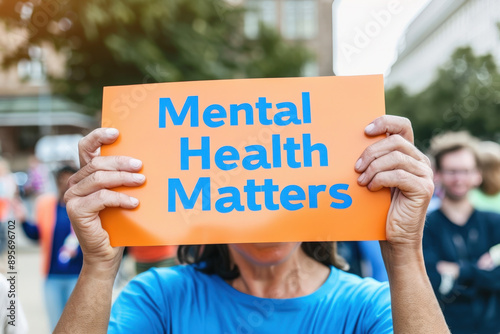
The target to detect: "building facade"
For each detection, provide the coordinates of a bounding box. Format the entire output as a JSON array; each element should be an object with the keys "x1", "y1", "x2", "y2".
[
  {"x1": 1, "y1": 0, "x2": 334, "y2": 168},
  {"x1": 386, "y1": 0, "x2": 500, "y2": 93},
  {"x1": 242, "y1": 0, "x2": 334, "y2": 76},
  {"x1": 0, "y1": 25, "x2": 96, "y2": 169}
]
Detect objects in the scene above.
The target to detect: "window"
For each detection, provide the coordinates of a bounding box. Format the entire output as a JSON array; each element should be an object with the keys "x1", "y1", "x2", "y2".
[
  {"x1": 281, "y1": 0, "x2": 317, "y2": 40},
  {"x1": 244, "y1": 0, "x2": 277, "y2": 39}
]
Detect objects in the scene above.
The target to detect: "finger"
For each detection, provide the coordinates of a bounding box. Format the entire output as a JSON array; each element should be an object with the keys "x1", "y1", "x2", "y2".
[
  {"x1": 68, "y1": 156, "x2": 143, "y2": 187},
  {"x1": 356, "y1": 134, "x2": 430, "y2": 173},
  {"x1": 66, "y1": 171, "x2": 145, "y2": 199},
  {"x1": 365, "y1": 115, "x2": 414, "y2": 143},
  {"x1": 357, "y1": 151, "x2": 431, "y2": 186},
  {"x1": 364, "y1": 170, "x2": 434, "y2": 200},
  {"x1": 67, "y1": 189, "x2": 139, "y2": 222},
  {"x1": 78, "y1": 128, "x2": 119, "y2": 168}
]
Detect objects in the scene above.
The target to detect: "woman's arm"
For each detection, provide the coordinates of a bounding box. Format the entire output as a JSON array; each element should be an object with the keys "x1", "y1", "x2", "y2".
[
  {"x1": 54, "y1": 128, "x2": 145, "y2": 334},
  {"x1": 55, "y1": 262, "x2": 121, "y2": 333},
  {"x1": 356, "y1": 116, "x2": 449, "y2": 333},
  {"x1": 381, "y1": 242, "x2": 449, "y2": 333}
]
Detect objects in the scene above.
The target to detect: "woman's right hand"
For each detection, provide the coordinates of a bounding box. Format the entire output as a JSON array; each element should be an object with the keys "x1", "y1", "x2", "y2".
[{"x1": 64, "y1": 128, "x2": 145, "y2": 278}]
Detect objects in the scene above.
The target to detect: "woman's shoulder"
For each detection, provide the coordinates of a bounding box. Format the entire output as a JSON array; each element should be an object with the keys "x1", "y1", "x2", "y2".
[
  {"x1": 317, "y1": 267, "x2": 392, "y2": 330},
  {"x1": 331, "y1": 267, "x2": 390, "y2": 303},
  {"x1": 112, "y1": 264, "x2": 216, "y2": 314}
]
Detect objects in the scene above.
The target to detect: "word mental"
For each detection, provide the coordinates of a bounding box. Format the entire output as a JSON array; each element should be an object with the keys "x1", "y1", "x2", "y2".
[{"x1": 159, "y1": 92, "x2": 311, "y2": 128}]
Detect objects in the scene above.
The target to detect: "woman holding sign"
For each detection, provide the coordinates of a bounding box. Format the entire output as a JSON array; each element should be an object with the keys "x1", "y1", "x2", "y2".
[{"x1": 55, "y1": 116, "x2": 449, "y2": 333}]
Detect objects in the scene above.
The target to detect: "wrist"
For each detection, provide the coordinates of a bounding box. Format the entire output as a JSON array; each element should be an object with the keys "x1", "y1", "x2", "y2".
[
  {"x1": 80, "y1": 262, "x2": 120, "y2": 283},
  {"x1": 380, "y1": 241, "x2": 425, "y2": 273},
  {"x1": 81, "y1": 248, "x2": 124, "y2": 282}
]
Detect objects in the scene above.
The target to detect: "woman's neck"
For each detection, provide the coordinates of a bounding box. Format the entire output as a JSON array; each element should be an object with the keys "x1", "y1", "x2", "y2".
[{"x1": 228, "y1": 248, "x2": 330, "y2": 299}]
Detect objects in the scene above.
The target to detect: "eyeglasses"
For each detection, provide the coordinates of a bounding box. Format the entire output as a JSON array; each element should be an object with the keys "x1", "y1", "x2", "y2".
[{"x1": 440, "y1": 169, "x2": 477, "y2": 177}]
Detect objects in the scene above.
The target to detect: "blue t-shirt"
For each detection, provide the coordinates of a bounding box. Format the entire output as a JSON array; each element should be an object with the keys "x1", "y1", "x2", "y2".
[{"x1": 109, "y1": 264, "x2": 392, "y2": 333}]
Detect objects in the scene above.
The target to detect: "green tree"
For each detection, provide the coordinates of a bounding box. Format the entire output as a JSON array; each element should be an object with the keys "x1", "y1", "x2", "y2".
[
  {"x1": 0, "y1": 0, "x2": 312, "y2": 112},
  {"x1": 386, "y1": 47, "x2": 500, "y2": 149}
]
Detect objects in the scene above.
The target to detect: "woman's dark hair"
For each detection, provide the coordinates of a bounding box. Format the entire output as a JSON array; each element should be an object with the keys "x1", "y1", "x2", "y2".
[{"x1": 177, "y1": 242, "x2": 348, "y2": 280}]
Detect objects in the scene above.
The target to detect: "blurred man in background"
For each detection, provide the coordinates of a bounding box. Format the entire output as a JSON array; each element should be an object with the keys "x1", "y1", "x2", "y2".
[{"x1": 423, "y1": 132, "x2": 500, "y2": 334}]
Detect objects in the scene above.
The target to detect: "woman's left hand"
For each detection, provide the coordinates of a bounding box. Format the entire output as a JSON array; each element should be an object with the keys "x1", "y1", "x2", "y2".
[{"x1": 355, "y1": 115, "x2": 434, "y2": 249}]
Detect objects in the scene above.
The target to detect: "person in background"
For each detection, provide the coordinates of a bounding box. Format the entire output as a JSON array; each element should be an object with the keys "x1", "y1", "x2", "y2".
[
  {"x1": 0, "y1": 158, "x2": 26, "y2": 264},
  {"x1": 0, "y1": 159, "x2": 29, "y2": 333},
  {"x1": 423, "y1": 131, "x2": 500, "y2": 334},
  {"x1": 0, "y1": 158, "x2": 18, "y2": 223},
  {"x1": 23, "y1": 155, "x2": 49, "y2": 197},
  {"x1": 469, "y1": 141, "x2": 500, "y2": 214},
  {"x1": 21, "y1": 165, "x2": 82, "y2": 331}
]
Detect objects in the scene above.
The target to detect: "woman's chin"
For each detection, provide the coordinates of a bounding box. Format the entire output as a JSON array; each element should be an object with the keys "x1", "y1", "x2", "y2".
[{"x1": 229, "y1": 242, "x2": 302, "y2": 266}]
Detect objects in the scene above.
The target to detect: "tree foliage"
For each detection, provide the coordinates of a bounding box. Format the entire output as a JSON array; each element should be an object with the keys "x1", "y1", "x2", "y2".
[
  {"x1": 386, "y1": 47, "x2": 500, "y2": 149},
  {"x1": 0, "y1": 0, "x2": 312, "y2": 111}
]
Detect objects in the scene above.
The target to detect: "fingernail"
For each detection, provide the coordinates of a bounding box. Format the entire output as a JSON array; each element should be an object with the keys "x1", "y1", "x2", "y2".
[
  {"x1": 355, "y1": 158, "x2": 362, "y2": 170},
  {"x1": 129, "y1": 197, "x2": 139, "y2": 206},
  {"x1": 365, "y1": 123, "x2": 375, "y2": 134},
  {"x1": 130, "y1": 159, "x2": 142, "y2": 169},
  {"x1": 106, "y1": 128, "x2": 119, "y2": 136},
  {"x1": 358, "y1": 173, "x2": 366, "y2": 183},
  {"x1": 133, "y1": 173, "x2": 145, "y2": 182}
]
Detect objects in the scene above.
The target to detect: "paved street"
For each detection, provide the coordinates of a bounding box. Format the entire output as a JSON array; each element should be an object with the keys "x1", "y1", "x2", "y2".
[
  {"x1": 18, "y1": 246, "x2": 49, "y2": 334},
  {"x1": 13, "y1": 230, "x2": 136, "y2": 334}
]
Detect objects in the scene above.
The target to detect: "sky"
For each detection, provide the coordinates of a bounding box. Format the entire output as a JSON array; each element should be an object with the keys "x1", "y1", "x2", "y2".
[{"x1": 333, "y1": 0, "x2": 432, "y2": 76}]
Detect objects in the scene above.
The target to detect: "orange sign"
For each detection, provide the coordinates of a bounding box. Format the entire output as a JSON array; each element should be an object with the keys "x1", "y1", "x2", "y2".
[{"x1": 100, "y1": 75, "x2": 390, "y2": 246}]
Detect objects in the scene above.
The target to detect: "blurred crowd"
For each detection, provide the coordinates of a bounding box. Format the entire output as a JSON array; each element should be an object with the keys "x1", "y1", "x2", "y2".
[
  {"x1": 0, "y1": 129, "x2": 500, "y2": 333},
  {"x1": 0, "y1": 153, "x2": 178, "y2": 333},
  {"x1": 424, "y1": 132, "x2": 500, "y2": 333}
]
